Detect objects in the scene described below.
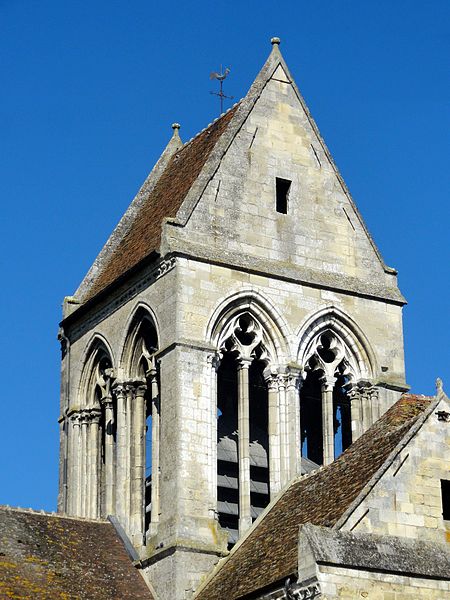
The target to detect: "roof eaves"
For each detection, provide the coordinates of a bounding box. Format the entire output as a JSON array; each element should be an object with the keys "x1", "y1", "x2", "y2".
[{"x1": 74, "y1": 129, "x2": 183, "y2": 303}]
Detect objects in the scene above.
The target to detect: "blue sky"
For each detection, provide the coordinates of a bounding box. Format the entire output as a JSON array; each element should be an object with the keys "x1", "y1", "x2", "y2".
[{"x1": 1, "y1": 1, "x2": 449, "y2": 511}]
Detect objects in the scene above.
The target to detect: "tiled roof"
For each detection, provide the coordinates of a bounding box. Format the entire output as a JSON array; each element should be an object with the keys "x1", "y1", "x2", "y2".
[
  {"x1": 83, "y1": 107, "x2": 238, "y2": 303},
  {"x1": 0, "y1": 507, "x2": 153, "y2": 600},
  {"x1": 196, "y1": 394, "x2": 432, "y2": 600}
]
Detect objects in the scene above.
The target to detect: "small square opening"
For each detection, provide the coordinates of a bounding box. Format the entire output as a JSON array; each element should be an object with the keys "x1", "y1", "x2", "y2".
[
  {"x1": 276, "y1": 177, "x2": 291, "y2": 214},
  {"x1": 441, "y1": 480, "x2": 450, "y2": 520}
]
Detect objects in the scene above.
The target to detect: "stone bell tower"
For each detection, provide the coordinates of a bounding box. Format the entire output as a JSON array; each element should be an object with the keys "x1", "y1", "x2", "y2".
[{"x1": 58, "y1": 38, "x2": 408, "y2": 599}]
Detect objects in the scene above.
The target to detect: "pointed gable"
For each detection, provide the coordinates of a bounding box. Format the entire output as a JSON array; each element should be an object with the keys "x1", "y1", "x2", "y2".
[
  {"x1": 74, "y1": 39, "x2": 404, "y2": 307},
  {"x1": 163, "y1": 40, "x2": 403, "y2": 302}
]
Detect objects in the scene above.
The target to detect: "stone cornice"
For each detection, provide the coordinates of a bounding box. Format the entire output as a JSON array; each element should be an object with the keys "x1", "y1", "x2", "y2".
[
  {"x1": 61, "y1": 255, "x2": 177, "y2": 342},
  {"x1": 171, "y1": 248, "x2": 405, "y2": 305}
]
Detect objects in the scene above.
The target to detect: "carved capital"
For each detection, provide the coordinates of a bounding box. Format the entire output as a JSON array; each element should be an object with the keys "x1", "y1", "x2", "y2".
[
  {"x1": 100, "y1": 394, "x2": 114, "y2": 410},
  {"x1": 284, "y1": 577, "x2": 321, "y2": 599},
  {"x1": 207, "y1": 353, "x2": 221, "y2": 372},
  {"x1": 237, "y1": 356, "x2": 252, "y2": 370},
  {"x1": 112, "y1": 382, "x2": 127, "y2": 400},
  {"x1": 134, "y1": 382, "x2": 147, "y2": 400},
  {"x1": 320, "y1": 375, "x2": 336, "y2": 393},
  {"x1": 89, "y1": 408, "x2": 102, "y2": 425},
  {"x1": 264, "y1": 373, "x2": 279, "y2": 392},
  {"x1": 286, "y1": 368, "x2": 302, "y2": 392}
]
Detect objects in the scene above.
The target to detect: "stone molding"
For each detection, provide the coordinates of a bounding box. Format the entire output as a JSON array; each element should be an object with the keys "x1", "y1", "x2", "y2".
[{"x1": 64, "y1": 255, "x2": 177, "y2": 341}]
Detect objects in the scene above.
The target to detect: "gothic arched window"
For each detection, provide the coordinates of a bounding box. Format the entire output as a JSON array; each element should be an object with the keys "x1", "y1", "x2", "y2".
[
  {"x1": 216, "y1": 313, "x2": 274, "y2": 545},
  {"x1": 300, "y1": 329, "x2": 359, "y2": 466},
  {"x1": 123, "y1": 309, "x2": 159, "y2": 541}
]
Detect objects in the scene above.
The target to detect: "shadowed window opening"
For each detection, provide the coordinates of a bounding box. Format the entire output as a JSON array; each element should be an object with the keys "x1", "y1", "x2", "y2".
[
  {"x1": 249, "y1": 360, "x2": 269, "y2": 522},
  {"x1": 276, "y1": 177, "x2": 291, "y2": 214},
  {"x1": 333, "y1": 374, "x2": 352, "y2": 458},
  {"x1": 300, "y1": 370, "x2": 323, "y2": 466},
  {"x1": 217, "y1": 353, "x2": 239, "y2": 548},
  {"x1": 441, "y1": 480, "x2": 450, "y2": 520},
  {"x1": 127, "y1": 314, "x2": 159, "y2": 539}
]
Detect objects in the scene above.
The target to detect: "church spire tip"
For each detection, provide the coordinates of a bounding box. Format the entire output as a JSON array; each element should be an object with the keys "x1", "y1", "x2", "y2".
[{"x1": 271, "y1": 36, "x2": 281, "y2": 46}]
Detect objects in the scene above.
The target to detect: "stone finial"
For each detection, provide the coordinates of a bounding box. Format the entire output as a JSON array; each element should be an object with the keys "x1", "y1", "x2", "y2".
[
  {"x1": 172, "y1": 123, "x2": 181, "y2": 131},
  {"x1": 271, "y1": 37, "x2": 281, "y2": 46},
  {"x1": 436, "y1": 377, "x2": 443, "y2": 393}
]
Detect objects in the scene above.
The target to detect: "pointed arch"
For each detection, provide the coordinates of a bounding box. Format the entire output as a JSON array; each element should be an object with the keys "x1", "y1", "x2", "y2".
[
  {"x1": 78, "y1": 334, "x2": 115, "y2": 409},
  {"x1": 120, "y1": 303, "x2": 159, "y2": 380},
  {"x1": 119, "y1": 302, "x2": 160, "y2": 539},
  {"x1": 206, "y1": 288, "x2": 292, "y2": 365},
  {"x1": 296, "y1": 306, "x2": 377, "y2": 381},
  {"x1": 207, "y1": 289, "x2": 292, "y2": 544}
]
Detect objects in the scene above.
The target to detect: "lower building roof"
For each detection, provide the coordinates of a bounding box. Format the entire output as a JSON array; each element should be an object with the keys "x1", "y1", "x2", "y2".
[
  {"x1": 0, "y1": 507, "x2": 153, "y2": 600},
  {"x1": 196, "y1": 394, "x2": 433, "y2": 600}
]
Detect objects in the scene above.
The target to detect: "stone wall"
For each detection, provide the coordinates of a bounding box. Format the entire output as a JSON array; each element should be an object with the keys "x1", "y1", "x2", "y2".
[
  {"x1": 317, "y1": 565, "x2": 449, "y2": 599},
  {"x1": 343, "y1": 397, "x2": 450, "y2": 545}
]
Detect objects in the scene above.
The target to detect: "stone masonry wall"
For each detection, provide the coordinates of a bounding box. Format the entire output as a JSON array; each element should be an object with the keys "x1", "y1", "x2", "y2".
[
  {"x1": 166, "y1": 64, "x2": 399, "y2": 294},
  {"x1": 343, "y1": 397, "x2": 450, "y2": 545},
  {"x1": 317, "y1": 564, "x2": 449, "y2": 599}
]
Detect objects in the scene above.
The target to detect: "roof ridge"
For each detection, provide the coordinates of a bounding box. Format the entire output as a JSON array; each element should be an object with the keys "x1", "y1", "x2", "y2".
[
  {"x1": 0, "y1": 504, "x2": 108, "y2": 523},
  {"x1": 179, "y1": 102, "x2": 243, "y2": 152}
]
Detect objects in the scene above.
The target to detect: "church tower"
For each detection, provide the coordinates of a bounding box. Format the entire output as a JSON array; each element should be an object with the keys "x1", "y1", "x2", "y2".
[{"x1": 58, "y1": 38, "x2": 408, "y2": 599}]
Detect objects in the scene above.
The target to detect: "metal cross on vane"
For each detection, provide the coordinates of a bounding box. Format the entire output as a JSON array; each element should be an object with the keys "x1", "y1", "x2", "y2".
[{"x1": 210, "y1": 65, "x2": 234, "y2": 114}]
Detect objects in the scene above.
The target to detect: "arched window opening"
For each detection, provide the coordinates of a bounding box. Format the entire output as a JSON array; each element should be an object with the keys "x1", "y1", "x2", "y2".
[
  {"x1": 300, "y1": 330, "x2": 356, "y2": 466},
  {"x1": 300, "y1": 370, "x2": 323, "y2": 467},
  {"x1": 333, "y1": 371, "x2": 352, "y2": 458},
  {"x1": 217, "y1": 353, "x2": 239, "y2": 548},
  {"x1": 216, "y1": 311, "x2": 274, "y2": 545},
  {"x1": 248, "y1": 359, "x2": 269, "y2": 522},
  {"x1": 126, "y1": 313, "x2": 159, "y2": 540},
  {"x1": 75, "y1": 343, "x2": 115, "y2": 520}
]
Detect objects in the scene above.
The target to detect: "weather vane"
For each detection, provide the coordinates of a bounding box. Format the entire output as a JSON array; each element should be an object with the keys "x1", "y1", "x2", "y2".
[{"x1": 210, "y1": 65, "x2": 233, "y2": 114}]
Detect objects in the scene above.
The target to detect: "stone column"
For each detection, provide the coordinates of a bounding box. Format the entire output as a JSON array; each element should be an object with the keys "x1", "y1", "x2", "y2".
[
  {"x1": 149, "y1": 368, "x2": 160, "y2": 536},
  {"x1": 71, "y1": 413, "x2": 81, "y2": 515},
  {"x1": 130, "y1": 383, "x2": 146, "y2": 544},
  {"x1": 321, "y1": 377, "x2": 336, "y2": 466},
  {"x1": 102, "y1": 396, "x2": 115, "y2": 515},
  {"x1": 277, "y1": 374, "x2": 289, "y2": 487},
  {"x1": 266, "y1": 374, "x2": 281, "y2": 498},
  {"x1": 80, "y1": 412, "x2": 89, "y2": 517},
  {"x1": 89, "y1": 409, "x2": 101, "y2": 519},
  {"x1": 350, "y1": 387, "x2": 363, "y2": 442},
  {"x1": 286, "y1": 370, "x2": 302, "y2": 480},
  {"x1": 237, "y1": 357, "x2": 252, "y2": 536},
  {"x1": 114, "y1": 383, "x2": 127, "y2": 525},
  {"x1": 360, "y1": 387, "x2": 371, "y2": 434},
  {"x1": 370, "y1": 386, "x2": 380, "y2": 423},
  {"x1": 125, "y1": 385, "x2": 134, "y2": 530}
]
